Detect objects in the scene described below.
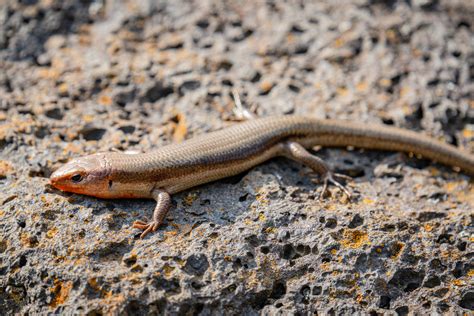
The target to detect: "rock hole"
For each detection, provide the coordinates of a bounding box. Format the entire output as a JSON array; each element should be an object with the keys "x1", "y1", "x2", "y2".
[
  {"x1": 183, "y1": 254, "x2": 209, "y2": 276},
  {"x1": 325, "y1": 218, "x2": 337, "y2": 228},
  {"x1": 348, "y1": 214, "x2": 364, "y2": 228},
  {"x1": 281, "y1": 244, "x2": 296, "y2": 260},
  {"x1": 299, "y1": 285, "x2": 310, "y2": 304},
  {"x1": 312, "y1": 286, "x2": 322, "y2": 295},
  {"x1": 79, "y1": 127, "x2": 106, "y2": 141},
  {"x1": 378, "y1": 296, "x2": 390, "y2": 309},
  {"x1": 179, "y1": 80, "x2": 201, "y2": 94},
  {"x1": 45, "y1": 108, "x2": 63, "y2": 120},
  {"x1": 239, "y1": 193, "x2": 248, "y2": 202},
  {"x1": 19, "y1": 255, "x2": 27, "y2": 267},
  {"x1": 395, "y1": 306, "x2": 409, "y2": 316},
  {"x1": 200, "y1": 199, "x2": 210, "y2": 206},
  {"x1": 459, "y1": 291, "x2": 474, "y2": 310},
  {"x1": 270, "y1": 281, "x2": 286, "y2": 299},
  {"x1": 196, "y1": 19, "x2": 209, "y2": 28},
  {"x1": 0, "y1": 240, "x2": 7, "y2": 253},
  {"x1": 456, "y1": 241, "x2": 467, "y2": 251},
  {"x1": 423, "y1": 276, "x2": 440, "y2": 288},
  {"x1": 118, "y1": 125, "x2": 135, "y2": 134},
  {"x1": 388, "y1": 268, "x2": 424, "y2": 292},
  {"x1": 436, "y1": 233, "x2": 454, "y2": 244}
]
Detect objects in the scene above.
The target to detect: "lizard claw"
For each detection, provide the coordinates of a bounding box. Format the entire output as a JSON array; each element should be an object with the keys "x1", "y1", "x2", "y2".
[
  {"x1": 132, "y1": 220, "x2": 160, "y2": 238},
  {"x1": 317, "y1": 172, "x2": 352, "y2": 200}
]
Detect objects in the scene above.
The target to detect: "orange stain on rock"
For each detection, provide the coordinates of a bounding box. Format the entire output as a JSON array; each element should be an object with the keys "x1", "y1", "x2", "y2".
[
  {"x1": 340, "y1": 230, "x2": 369, "y2": 249},
  {"x1": 49, "y1": 279, "x2": 73, "y2": 308}
]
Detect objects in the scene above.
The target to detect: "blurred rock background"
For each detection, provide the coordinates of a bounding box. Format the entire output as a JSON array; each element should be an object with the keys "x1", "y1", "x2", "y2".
[{"x1": 0, "y1": 0, "x2": 473, "y2": 314}]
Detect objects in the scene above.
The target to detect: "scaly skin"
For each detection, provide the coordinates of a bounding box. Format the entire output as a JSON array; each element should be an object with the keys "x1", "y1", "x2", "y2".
[{"x1": 50, "y1": 116, "x2": 474, "y2": 238}]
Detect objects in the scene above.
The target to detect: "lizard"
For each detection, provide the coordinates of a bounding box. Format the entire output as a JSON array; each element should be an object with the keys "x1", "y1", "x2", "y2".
[{"x1": 50, "y1": 111, "x2": 474, "y2": 238}]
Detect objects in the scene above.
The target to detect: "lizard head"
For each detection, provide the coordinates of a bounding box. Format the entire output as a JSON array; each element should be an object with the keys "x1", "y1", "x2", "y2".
[{"x1": 50, "y1": 154, "x2": 111, "y2": 197}]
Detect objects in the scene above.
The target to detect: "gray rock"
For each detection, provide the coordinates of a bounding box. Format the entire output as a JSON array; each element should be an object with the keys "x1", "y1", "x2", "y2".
[{"x1": 0, "y1": 0, "x2": 473, "y2": 314}]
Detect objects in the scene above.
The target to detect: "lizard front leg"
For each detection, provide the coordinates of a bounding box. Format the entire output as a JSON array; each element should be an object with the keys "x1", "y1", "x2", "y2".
[{"x1": 133, "y1": 189, "x2": 171, "y2": 238}]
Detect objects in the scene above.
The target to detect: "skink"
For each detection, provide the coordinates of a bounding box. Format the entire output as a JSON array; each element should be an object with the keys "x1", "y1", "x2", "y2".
[{"x1": 50, "y1": 116, "x2": 474, "y2": 238}]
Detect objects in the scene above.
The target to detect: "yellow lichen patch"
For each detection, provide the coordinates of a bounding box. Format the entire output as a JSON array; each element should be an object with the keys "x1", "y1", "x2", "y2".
[
  {"x1": 286, "y1": 33, "x2": 295, "y2": 44},
  {"x1": 255, "y1": 189, "x2": 269, "y2": 206},
  {"x1": 330, "y1": 249, "x2": 338, "y2": 255},
  {"x1": 386, "y1": 29, "x2": 398, "y2": 42},
  {"x1": 340, "y1": 230, "x2": 369, "y2": 249},
  {"x1": 258, "y1": 212, "x2": 266, "y2": 222},
  {"x1": 57, "y1": 83, "x2": 68, "y2": 95},
  {"x1": 171, "y1": 113, "x2": 187, "y2": 143},
  {"x1": 452, "y1": 279, "x2": 465, "y2": 286},
  {"x1": 334, "y1": 37, "x2": 345, "y2": 48},
  {"x1": 336, "y1": 87, "x2": 349, "y2": 97},
  {"x1": 424, "y1": 224, "x2": 433, "y2": 232},
  {"x1": 162, "y1": 264, "x2": 175, "y2": 277},
  {"x1": 0, "y1": 210, "x2": 4, "y2": 217},
  {"x1": 22, "y1": 232, "x2": 37, "y2": 248},
  {"x1": 241, "y1": 270, "x2": 259, "y2": 289},
  {"x1": 467, "y1": 269, "x2": 474, "y2": 277},
  {"x1": 444, "y1": 181, "x2": 460, "y2": 193},
  {"x1": 101, "y1": 293, "x2": 126, "y2": 311},
  {"x1": 259, "y1": 80, "x2": 273, "y2": 94},
  {"x1": 320, "y1": 262, "x2": 331, "y2": 271},
  {"x1": 82, "y1": 114, "x2": 94, "y2": 123},
  {"x1": 88, "y1": 277, "x2": 101, "y2": 292},
  {"x1": 63, "y1": 142, "x2": 83, "y2": 155},
  {"x1": 98, "y1": 94, "x2": 112, "y2": 106},
  {"x1": 379, "y1": 78, "x2": 392, "y2": 87},
  {"x1": 428, "y1": 167, "x2": 441, "y2": 177},
  {"x1": 164, "y1": 230, "x2": 178, "y2": 238},
  {"x1": 265, "y1": 227, "x2": 277, "y2": 234},
  {"x1": 356, "y1": 82, "x2": 368, "y2": 92},
  {"x1": 400, "y1": 86, "x2": 411, "y2": 97},
  {"x1": 390, "y1": 242, "x2": 404, "y2": 259},
  {"x1": 456, "y1": 186, "x2": 474, "y2": 205},
  {"x1": 46, "y1": 227, "x2": 59, "y2": 239},
  {"x1": 174, "y1": 258, "x2": 186, "y2": 267},
  {"x1": 244, "y1": 218, "x2": 253, "y2": 226},
  {"x1": 20, "y1": 233, "x2": 34, "y2": 247},
  {"x1": 0, "y1": 160, "x2": 14, "y2": 178},
  {"x1": 132, "y1": 74, "x2": 146, "y2": 85},
  {"x1": 183, "y1": 192, "x2": 198, "y2": 206},
  {"x1": 38, "y1": 68, "x2": 60, "y2": 80},
  {"x1": 362, "y1": 198, "x2": 375, "y2": 205},
  {"x1": 462, "y1": 128, "x2": 474, "y2": 138},
  {"x1": 130, "y1": 263, "x2": 143, "y2": 272},
  {"x1": 49, "y1": 279, "x2": 73, "y2": 308}
]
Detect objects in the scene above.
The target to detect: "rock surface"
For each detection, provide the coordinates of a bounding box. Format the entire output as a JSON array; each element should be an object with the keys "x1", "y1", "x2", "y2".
[{"x1": 0, "y1": 0, "x2": 473, "y2": 314}]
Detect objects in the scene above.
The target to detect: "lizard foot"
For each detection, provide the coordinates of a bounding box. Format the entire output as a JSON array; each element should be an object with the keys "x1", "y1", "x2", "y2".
[
  {"x1": 133, "y1": 220, "x2": 161, "y2": 238},
  {"x1": 314, "y1": 172, "x2": 352, "y2": 200}
]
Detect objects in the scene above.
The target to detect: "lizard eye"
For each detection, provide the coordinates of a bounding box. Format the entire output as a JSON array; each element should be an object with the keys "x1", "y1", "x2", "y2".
[{"x1": 71, "y1": 174, "x2": 83, "y2": 183}]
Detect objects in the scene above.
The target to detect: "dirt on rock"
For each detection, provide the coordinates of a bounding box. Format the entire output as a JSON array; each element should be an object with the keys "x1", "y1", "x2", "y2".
[{"x1": 0, "y1": 0, "x2": 473, "y2": 314}]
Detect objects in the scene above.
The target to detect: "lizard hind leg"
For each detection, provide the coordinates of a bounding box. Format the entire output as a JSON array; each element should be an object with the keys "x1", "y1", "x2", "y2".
[
  {"x1": 231, "y1": 88, "x2": 257, "y2": 120},
  {"x1": 281, "y1": 141, "x2": 352, "y2": 200},
  {"x1": 132, "y1": 189, "x2": 172, "y2": 238}
]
